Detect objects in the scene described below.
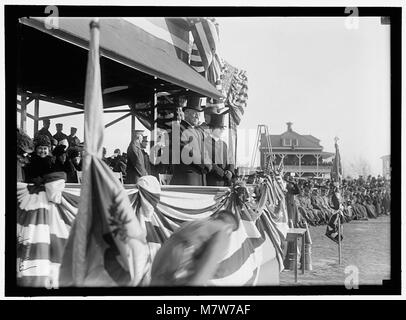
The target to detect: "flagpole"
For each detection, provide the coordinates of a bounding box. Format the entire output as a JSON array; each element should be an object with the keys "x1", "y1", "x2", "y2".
[
  {"x1": 334, "y1": 136, "x2": 342, "y2": 265},
  {"x1": 338, "y1": 211, "x2": 342, "y2": 265}
]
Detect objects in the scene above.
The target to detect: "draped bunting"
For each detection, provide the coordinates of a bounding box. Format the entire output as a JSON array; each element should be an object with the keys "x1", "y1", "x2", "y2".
[
  {"x1": 222, "y1": 60, "x2": 249, "y2": 129},
  {"x1": 16, "y1": 173, "x2": 288, "y2": 287},
  {"x1": 188, "y1": 18, "x2": 225, "y2": 110},
  {"x1": 17, "y1": 181, "x2": 77, "y2": 288}
]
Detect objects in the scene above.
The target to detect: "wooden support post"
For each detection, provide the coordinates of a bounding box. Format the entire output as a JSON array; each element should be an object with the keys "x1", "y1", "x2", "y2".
[
  {"x1": 131, "y1": 113, "x2": 135, "y2": 138},
  {"x1": 34, "y1": 98, "x2": 40, "y2": 135},
  {"x1": 338, "y1": 213, "x2": 342, "y2": 265},
  {"x1": 20, "y1": 93, "x2": 27, "y2": 132},
  {"x1": 294, "y1": 237, "x2": 298, "y2": 283},
  {"x1": 105, "y1": 112, "x2": 131, "y2": 128},
  {"x1": 151, "y1": 90, "x2": 157, "y2": 145},
  {"x1": 301, "y1": 234, "x2": 305, "y2": 274}
]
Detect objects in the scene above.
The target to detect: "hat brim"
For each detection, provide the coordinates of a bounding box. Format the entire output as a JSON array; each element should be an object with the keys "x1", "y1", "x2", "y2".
[{"x1": 183, "y1": 106, "x2": 204, "y2": 112}]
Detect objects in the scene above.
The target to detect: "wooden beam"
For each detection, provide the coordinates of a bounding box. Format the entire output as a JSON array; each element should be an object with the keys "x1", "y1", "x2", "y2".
[
  {"x1": 38, "y1": 110, "x2": 85, "y2": 121},
  {"x1": 34, "y1": 94, "x2": 84, "y2": 110},
  {"x1": 34, "y1": 98, "x2": 40, "y2": 135},
  {"x1": 104, "y1": 109, "x2": 131, "y2": 113},
  {"x1": 26, "y1": 113, "x2": 36, "y2": 120},
  {"x1": 20, "y1": 93, "x2": 27, "y2": 132},
  {"x1": 105, "y1": 112, "x2": 131, "y2": 128},
  {"x1": 26, "y1": 96, "x2": 35, "y2": 106}
]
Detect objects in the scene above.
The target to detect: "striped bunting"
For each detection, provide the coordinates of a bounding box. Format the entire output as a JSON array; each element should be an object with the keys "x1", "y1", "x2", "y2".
[
  {"x1": 16, "y1": 179, "x2": 284, "y2": 287},
  {"x1": 17, "y1": 182, "x2": 77, "y2": 288},
  {"x1": 188, "y1": 18, "x2": 224, "y2": 109}
]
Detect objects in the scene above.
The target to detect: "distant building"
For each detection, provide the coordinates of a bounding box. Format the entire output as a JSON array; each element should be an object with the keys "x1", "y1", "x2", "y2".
[
  {"x1": 380, "y1": 155, "x2": 391, "y2": 179},
  {"x1": 259, "y1": 122, "x2": 334, "y2": 179}
]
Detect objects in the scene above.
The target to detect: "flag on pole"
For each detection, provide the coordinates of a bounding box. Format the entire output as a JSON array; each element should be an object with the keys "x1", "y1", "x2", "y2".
[
  {"x1": 59, "y1": 19, "x2": 149, "y2": 287},
  {"x1": 330, "y1": 138, "x2": 343, "y2": 183},
  {"x1": 325, "y1": 211, "x2": 343, "y2": 244},
  {"x1": 326, "y1": 137, "x2": 344, "y2": 244}
]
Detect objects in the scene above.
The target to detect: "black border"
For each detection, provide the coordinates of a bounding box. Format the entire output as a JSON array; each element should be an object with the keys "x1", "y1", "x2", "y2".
[{"x1": 4, "y1": 5, "x2": 402, "y2": 297}]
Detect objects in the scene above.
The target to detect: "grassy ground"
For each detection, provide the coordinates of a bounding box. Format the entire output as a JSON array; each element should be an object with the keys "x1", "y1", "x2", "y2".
[{"x1": 279, "y1": 215, "x2": 391, "y2": 286}]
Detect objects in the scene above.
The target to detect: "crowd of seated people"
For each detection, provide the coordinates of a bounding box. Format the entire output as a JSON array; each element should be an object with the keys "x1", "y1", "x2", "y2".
[
  {"x1": 243, "y1": 170, "x2": 390, "y2": 227},
  {"x1": 17, "y1": 121, "x2": 131, "y2": 185},
  {"x1": 294, "y1": 175, "x2": 391, "y2": 226}
]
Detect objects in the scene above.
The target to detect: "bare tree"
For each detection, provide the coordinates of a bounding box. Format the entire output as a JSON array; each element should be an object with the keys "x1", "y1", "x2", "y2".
[{"x1": 345, "y1": 156, "x2": 372, "y2": 177}]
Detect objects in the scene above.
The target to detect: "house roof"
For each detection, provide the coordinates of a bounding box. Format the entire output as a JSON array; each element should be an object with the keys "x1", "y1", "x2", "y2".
[{"x1": 261, "y1": 131, "x2": 322, "y2": 149}]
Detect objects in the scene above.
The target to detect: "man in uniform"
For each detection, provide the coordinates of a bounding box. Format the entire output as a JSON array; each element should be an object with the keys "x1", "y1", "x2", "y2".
[
  {"x1": 204, "y1": 113, "x2": 234, "y2": 186},
  {"x1": 125, "y1": 129, "x2": 148, "y2": 184},
  {"x1": 170, "y1": 96, "x2": 212, "y2": 186},
  {"x1": 53, "y1": 123, "x2": 68, "y2": 143},
  {"x1": 67, "y1": 127, "x2": 81, "y2": 149},
  {"x1": 35, "y1": 118, "x2": 53, "y2": 142}
]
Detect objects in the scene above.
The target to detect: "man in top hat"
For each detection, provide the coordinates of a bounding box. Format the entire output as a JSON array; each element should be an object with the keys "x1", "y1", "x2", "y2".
[
  {"x1": 53, "y1": 123, "x2": 68, "y2": 143},
  {"x1": 170, "y1": 96, "x2": 212, "y2": 186},
  {"x1": 140, "y1": 135, "x2": 151, "y2": 175},
  {"x1": 204, "y1": 113, "x2": 235, "y2": 186},
  {"x1": 35, "y1": 118, "x2": 53, "y2": 142},
  {"x1": 126, "y1": 129, "x2": 148, "y2": 184},
  {"x1": 67, "y1": 127, "x2": 81, "y2": 149}
]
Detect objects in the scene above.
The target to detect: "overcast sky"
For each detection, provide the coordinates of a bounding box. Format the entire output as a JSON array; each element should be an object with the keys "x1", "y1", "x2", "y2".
[
  {"x1": 217, "y1": 17, "x2": 391, "y2": 175},
  {"x1": 19, "y1": 16, "x2": 391, "y2": 176}
]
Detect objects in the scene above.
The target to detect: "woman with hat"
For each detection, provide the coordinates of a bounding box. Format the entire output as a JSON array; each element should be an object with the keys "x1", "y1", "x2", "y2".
[
  {"x1": 52, "y1": 143, "x2": 77, "y2": 183},
  {"x1": 25, "y1": 134, "x2": 55, "y2": 184}
]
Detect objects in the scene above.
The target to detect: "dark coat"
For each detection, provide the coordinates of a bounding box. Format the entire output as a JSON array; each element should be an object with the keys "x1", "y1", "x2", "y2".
[
  {"x1": 53, "y1": 157, "x2": 77, "y2": 183},
  {"x1": 25, "y1": 154, "x2": 55, "y2": 183},
  {"x1": 125, "y1": 141, "x2": 148, "y2": 184},
  {"x1": 53, "y1": 131, "x2": 68, "y2": 142},
  {"x1": 205, "y1": 137, "x2": 235, "y2": 186},
  {"x1": 141, "y1": 149, "x2": 152, "y2": 175},
  {"x1": 170, "y1": 120, "x2": 212, "y2": 186},
  {"x1": 67, "y1": 135, "x2": 81, "y2": 148}
]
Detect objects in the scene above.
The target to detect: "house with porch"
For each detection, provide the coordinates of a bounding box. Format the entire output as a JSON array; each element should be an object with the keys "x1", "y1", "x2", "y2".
[{"x1": 260, "y1": 122, "x2": 334, "y2": 179}]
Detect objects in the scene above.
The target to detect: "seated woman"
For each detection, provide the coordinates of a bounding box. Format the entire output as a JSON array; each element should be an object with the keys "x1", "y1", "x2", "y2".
[
  {"x1": 25, "y1": 135, "x2": 55, "y2": 184},
  {"x1": 52, "y1": 144, "x2": 77, "y2": 183}
]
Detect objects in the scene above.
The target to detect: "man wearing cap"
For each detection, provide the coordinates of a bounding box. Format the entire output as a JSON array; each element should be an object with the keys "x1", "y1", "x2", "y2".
[
  {"x1": 204, "y1": 113, "x2": 235, "y2": 186},
  {"x1": 126, "y1": 130, "x2": 148, "y2": 184},
  {"x1": 67, "y1": 127, "x2": 81, "y2": 149},
  {"x1": 35, "y1": 118, "x2": 53, "y2": 142},
  {"x1": 53, "y1": 123, "x2": 68, "y2": 143},
  {"x1": 171, "y1": 96, "x2": 212, "y2": 186}
]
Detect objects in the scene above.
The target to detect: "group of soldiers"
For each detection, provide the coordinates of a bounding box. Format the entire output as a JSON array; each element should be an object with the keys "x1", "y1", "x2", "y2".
[
  {"x1": 125, "y1": 95, "x2": 235, "y2": 187},
  {"x1": 285, "y1": 176, "x2": 391, "y2": 228}
]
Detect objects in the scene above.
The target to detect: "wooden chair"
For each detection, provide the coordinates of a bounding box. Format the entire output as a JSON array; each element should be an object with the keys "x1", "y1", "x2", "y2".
[{"x1": 158, "y1": 174, "x2": 173, "y2": 185}]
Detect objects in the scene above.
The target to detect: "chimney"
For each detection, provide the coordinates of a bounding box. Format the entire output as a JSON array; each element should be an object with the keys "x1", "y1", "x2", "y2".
[{"x1": 286, "y1": 122, "x2": 293, "y2": 132}]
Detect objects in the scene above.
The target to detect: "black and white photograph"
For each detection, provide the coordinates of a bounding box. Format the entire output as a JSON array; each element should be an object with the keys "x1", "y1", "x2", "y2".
[{"x1": 2, "y1": 2, "x2": 402, "y2": 302}]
